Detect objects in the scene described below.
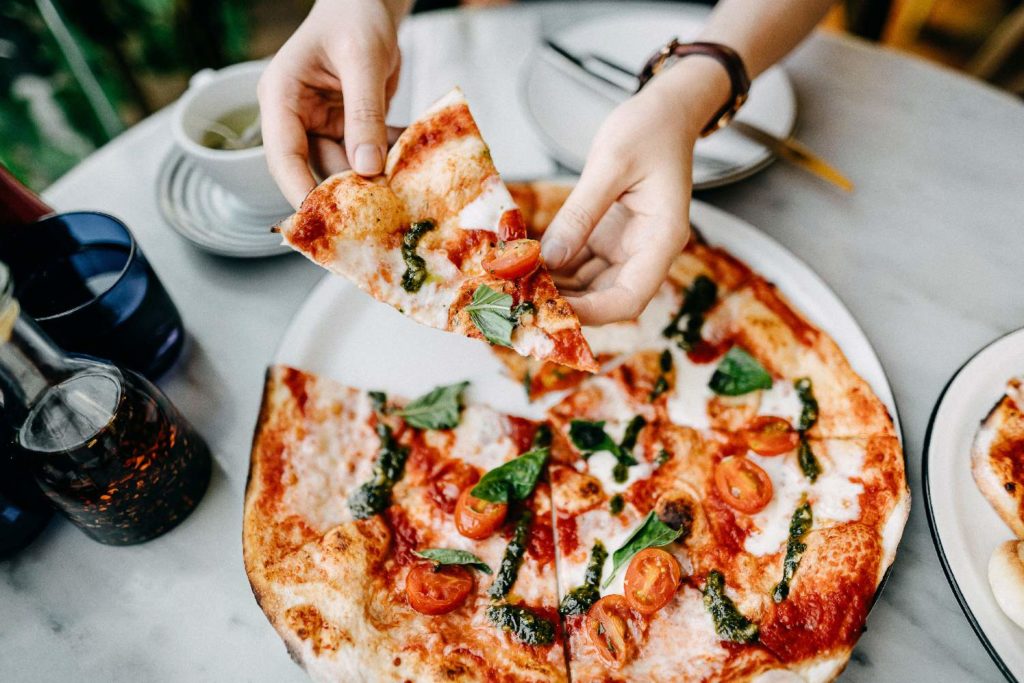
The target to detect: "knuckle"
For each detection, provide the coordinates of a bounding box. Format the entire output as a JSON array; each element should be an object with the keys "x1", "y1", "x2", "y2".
[
  {"x1": 558, "y1": 203, "x2": 596, "y2": 239},
  {"x1": 346, "y1": 97, "x2": 386, "y2": 126}
]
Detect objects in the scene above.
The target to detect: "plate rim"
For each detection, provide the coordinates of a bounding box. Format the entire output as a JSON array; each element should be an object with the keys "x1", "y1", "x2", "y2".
[
  {"x1": 517, "y1": 5, "x2": 797, "y2": 188},
  {"x1": 154, "y1": 147, "x2": 292, "y2": 259},
  {"x1": 922, "y1": 326, "x2": 1024, "y2": 683}
]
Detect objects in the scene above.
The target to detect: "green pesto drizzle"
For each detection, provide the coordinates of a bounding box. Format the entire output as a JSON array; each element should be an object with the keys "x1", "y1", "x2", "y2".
[
  {"x1": 400, "y1": 220, "x2": 436, "y2": 292},
  {"x1": 559, "y1": 541, "x2": 608, "y2": 616},
  {"x1": 347, "y1": 422, "x2": 410, "y2": 519},
  {"x1": 650, "y1": 349, "x2": 674, "y2": 401},
  {"x1": 486, "y1": 604, "x2": 555, "y2": 645},
  {"x1": 663, "y1": 275, "x2": 718, "y2": 351},
  {"x1": 772, "y1": 501, "x2": 813, "y2": 602},
  {"x1": 793, "y1": 377, "x2": 821, "y2": 481},
  {"x1": 488, "y1": 511, "x2": 532, "y2": 599},
  {"x1": 702, "y1": 570, "x2": 759, "y2": 644},
  {"x1": 609, "y1": 494, "x2": 625, "y2": 515}
]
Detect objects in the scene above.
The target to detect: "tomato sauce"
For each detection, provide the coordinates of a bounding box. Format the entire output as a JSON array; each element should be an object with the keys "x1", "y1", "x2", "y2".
[{"x1": 384, "y1": 505, "x2": 420, "y2": 566}]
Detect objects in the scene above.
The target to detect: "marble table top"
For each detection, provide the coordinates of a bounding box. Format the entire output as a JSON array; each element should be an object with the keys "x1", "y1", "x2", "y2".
[{"x1": 3, "y1": 2, "x2": 1023, "y2": 681}]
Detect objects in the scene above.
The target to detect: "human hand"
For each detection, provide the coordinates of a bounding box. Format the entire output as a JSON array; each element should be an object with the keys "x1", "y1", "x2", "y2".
[
  {"x1": 258, "y1": 0, "x2": 408, "y2": 208},
  {"x1": 542, "y1": 58, "x2": 732, "y2": 326}
]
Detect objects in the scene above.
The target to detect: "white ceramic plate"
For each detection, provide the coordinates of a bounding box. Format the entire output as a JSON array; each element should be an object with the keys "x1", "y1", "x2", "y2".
[
  {"x1": 275, "y1": 199, "x2": 898, "y2": 433},
  {"x1": 924, "y1": 328, "x2": 1024, "y2": 682},
  {"x1": 520, "y1": 6, "x2": 797, "y2": 188},
  {"x1": 155, "y1": 149, "x2": 291, "y2": 258}
]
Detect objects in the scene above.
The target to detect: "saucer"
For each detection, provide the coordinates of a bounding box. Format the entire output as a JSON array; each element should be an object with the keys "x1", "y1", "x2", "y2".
[
  {"x1": 156, "y1": 149, "x2": 292, "y2": 258},
  {"x1": 521, "y1": 5, "x2": 797, "y2": 189}
]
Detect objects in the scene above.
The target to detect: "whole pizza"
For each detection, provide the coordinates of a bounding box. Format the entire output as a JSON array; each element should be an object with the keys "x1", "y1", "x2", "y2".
[
  {"x1": 245, "y1": 92, "x2": 909, "y2": 682},
  {"x1": 245, "y1": 201, "x2": 908, "y2": 683}
]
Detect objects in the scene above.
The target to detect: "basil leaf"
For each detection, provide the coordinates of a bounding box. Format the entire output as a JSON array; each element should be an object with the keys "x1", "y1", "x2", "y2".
[
  {"x1": 772, "y1": 501, "x2": 812, "y2": 602},
  {"x1": 794, "y1": 377, "x2": 819, "y2": 432},
  {"x1": 368, "y1": 391, "x2": 388, "y2": 415},
  {"x1": 348, "y1": 423, "x2": 410, "y2": 519},
  {"x1": 470, "y1": 447, "x2": 549, "y2": 503},
  {"x1": 797, "y1": 435, "x2": 821, "y2": 482},
  {"x1": 603, "y1": 511, "x2": 683, "y2": 588},
  {"x1": 396, "y1": 381, "x2": 469, "y2": 430},
  {"x1": 708, "y1": 347, "x2": 773, "y2": 396},
  {"x1": 702, "y1": 570, "x2": 759, "y2": 643},
  {"x1": 466, "y1": 285, "x2": 515, "y2": 348},
  {"x1": 413, "y1": 548, "x2": 492, "y2": 574},
  {"x1": 401, "y1": 220, "x2": 436, "y2": 293}
]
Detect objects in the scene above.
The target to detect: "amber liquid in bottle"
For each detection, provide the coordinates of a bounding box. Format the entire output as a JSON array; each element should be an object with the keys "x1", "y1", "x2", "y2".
[
  {"x1": 22, "y1": 369, "x2": 211, "y2": 545},
  {"x1": 0, "y1": 263, "x2": 211, "y2": 545}
]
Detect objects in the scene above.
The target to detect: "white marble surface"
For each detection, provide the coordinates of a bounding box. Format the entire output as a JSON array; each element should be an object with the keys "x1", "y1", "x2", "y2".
[{"x1": 3, "y1": 3, "x2": 1023, "y2": 681}]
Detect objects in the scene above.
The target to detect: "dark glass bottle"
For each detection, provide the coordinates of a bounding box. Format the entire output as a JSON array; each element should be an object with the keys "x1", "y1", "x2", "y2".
[
  {"x1": 0, "y1": 425, "x2": 53, "y2": 559},
  {"x1": 0, "y1": 262, "x2": 211, "y2": 545}
]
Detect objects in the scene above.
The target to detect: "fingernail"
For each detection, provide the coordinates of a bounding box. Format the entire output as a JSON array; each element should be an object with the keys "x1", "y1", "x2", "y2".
[
  {"x1": 353, "y1": 144, "x2": 383, "y2": 175},
  {"x1": 542, "y1": 239, "x2": 569, "y2": 267}
]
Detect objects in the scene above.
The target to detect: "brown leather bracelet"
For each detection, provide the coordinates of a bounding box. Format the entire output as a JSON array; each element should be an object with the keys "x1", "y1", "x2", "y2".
[{"x1": 637, "y1": 39, "x2": 751, "y2": 137}]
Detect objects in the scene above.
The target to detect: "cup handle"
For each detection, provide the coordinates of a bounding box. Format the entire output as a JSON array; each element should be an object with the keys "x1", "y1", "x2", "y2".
[{"x1": 188, "y1": 69, "x2": 216, "y2": 90}]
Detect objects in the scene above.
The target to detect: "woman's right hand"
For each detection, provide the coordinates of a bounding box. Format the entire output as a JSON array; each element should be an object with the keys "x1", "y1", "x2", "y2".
[{"x1": 258, "y1": 0, "x2": 408, "y2": 208}]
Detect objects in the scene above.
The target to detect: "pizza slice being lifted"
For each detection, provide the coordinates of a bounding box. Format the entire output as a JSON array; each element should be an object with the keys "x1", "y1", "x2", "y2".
[{"x1": 276, "y1": 88, "x2": 598, "y2": 373}]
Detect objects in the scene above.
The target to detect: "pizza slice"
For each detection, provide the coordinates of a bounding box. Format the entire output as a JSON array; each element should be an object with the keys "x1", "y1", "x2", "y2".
[
  {"x1": 244, "y1": 366, "x2": 567, "y2": 682},
  {"x1": 973, "y1": 377, "x2": 1024, "y2": 537},
  {"x1": 276, "y1": 89, "x2": 597, "y2": 373},
  {"x1": 545, "y1": 352, "x2": 908, "y2": 681}
]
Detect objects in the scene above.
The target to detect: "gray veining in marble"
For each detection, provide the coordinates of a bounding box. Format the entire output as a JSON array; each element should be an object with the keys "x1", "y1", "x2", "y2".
[{"x1": 2, "y1": 3, "x2": 1022, "y2": 681}]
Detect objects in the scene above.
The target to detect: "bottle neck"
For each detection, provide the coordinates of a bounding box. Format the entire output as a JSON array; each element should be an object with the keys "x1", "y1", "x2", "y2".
[
  {"x1": 0, "y1": 164, "x2": 53, "y2": 226},
  {"x1": 0, "y1": 298, "x2": 73, "y2": 425}
]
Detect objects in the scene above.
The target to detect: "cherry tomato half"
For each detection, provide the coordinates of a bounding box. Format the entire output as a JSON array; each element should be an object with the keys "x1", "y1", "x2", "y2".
[
  {"x1": 454, "y1": 488, "x2": 508, "y2": 540},
  {"x1": 624, "y1": 548, "x2": 682, "y2": 615},
  {"x1": 482, "y1": 239, "x2": 541, "y2": 280},
  {"x1": 742, "y1": 416, "x2": 799, "y2": 456},
  {"x1": 430, "y1": 460, "x2": 480, "y2": 514},
  {"x1": 405, "y1": 563, "x2": 474, "y2": 615},
  {"x1": 714, "y1": 456, "x2": 774, "y2": 514},
  {"x1": 586, "y1": 595, "x2": 636, "y2": 669}
]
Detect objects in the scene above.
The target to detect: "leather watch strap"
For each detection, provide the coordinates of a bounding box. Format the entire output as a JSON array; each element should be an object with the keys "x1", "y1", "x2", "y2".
[{"x1": 637, "y1": 39, "x2": 752, "y2": 137}]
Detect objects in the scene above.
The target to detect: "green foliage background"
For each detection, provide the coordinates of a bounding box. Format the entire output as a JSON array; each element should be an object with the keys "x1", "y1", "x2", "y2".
[{"x1": 0, "y1": 0, "x2": 250, "y2": 191}]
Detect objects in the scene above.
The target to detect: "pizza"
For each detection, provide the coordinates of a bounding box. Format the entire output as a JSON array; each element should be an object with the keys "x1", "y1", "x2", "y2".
[
  {"x1": 244, "y1": 366, "x2": 566, "y2": 682},
  {"x1": 247, "y1": 185, "x2": 908, "y2": 681},
  {"x1": 973, "y1": 377, "x2": 1024, "y2": 538},
  {"x1": 275, "y1": 90, "x2": 597, "y2": 373}
]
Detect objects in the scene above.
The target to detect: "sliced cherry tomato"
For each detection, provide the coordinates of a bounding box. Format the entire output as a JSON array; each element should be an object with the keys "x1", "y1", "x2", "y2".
[
  {"x1": 623, "y1": 548, "x2": 682, "y2": 615},
  {"x1": 586, "y1": 595, "x2": 636, "y2": 669},
  {"x1": 454, "y1": 488, "x2": 508, "y2": 540},
  {"x1": 714, "y1": 456, "x2": 774, "y2": 514},
  {"x1": 430, "y1": 460, "x2": 480, "y2": 513},
  {"x1": 405, "y1": 563, "x2": 474, "y2": 615},
  {"x1": 482, "y1": 239, "x2": 541, "y2": 280},
  {"x1": 742, "y1": 415, "x2": 799, "y2": 456}
]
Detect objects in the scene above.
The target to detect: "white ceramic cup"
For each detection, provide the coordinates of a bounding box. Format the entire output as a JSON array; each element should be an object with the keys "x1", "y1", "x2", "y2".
[{"x1": 171, "y1": 60, "x2": 291, "y2": 215}]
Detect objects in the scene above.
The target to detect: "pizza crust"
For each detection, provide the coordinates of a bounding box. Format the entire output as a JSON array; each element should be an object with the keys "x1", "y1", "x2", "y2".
[{"x1": 973, "y1": 383, "x2": 1024, "y2": 538}]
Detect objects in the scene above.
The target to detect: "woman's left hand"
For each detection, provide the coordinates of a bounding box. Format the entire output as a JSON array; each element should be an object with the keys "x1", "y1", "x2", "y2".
[{"x1": 541, "y1": 58, "x2": 731, "y2": 326}]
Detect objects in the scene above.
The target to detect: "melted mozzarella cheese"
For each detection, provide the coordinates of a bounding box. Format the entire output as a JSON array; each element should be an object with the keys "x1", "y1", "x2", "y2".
[
  {"x1": 331, "y1": 240, "x2": 460, "y2": 330},
  {"x1": 584, "y1": 451, "x2": 654, "y2": 497},
  {"x1": 666, "y1": 347, "x2": 717, "y2": 430},
  {"x1": 512, "y1": 325, "x2": 554, "y2": 359},
  {"x1": 757, "y1": 380, "x2": 803, "y2": 424},
  {"x1": 449, "y1": 405, "x2": 516, "y2": 471},
  {"x1": 743, "y1": 444, "x2": 865, "y2": 556},
  {"x1": 582, "y1": 283, "x2": 680, "y2": 355},
  {"x1": 457, "y1": 175, "x2": 516, "y2": 234}
]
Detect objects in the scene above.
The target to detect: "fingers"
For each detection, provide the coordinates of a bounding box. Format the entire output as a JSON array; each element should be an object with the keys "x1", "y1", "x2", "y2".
[
  {"x1": 258, "y1": 72, "x2": 317, "y2": 209},
  {"x1": 309, "y1": 136, "x2": 351, "y2": 179},
  {"x1": 551, "y1": 256, "x2": 609, "y2": 292},
  {"x1": 339, "y1": 50, "x2": 389, "y2": 176},
  {"x1": 541, "y1": 158, "x2": 622, "y2": 270}
]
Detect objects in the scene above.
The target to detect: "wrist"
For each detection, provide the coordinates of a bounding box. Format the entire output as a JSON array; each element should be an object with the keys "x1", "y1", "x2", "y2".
[{"x1": 643, "y1": 55, "x2": 734, "y2": 138}]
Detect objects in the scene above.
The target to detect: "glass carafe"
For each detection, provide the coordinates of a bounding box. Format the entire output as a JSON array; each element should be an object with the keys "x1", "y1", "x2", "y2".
[{"x1": 0, "y1": 262, "x2": 210, "y2": 545}]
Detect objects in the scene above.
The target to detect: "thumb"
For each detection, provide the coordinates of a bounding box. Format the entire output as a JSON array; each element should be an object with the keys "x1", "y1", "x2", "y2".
[
  {"x1": 542, "y1": 162, "x2": 620, "y2": 269},
  {"x1": 340, "y1": 53, "x2": 390, "y2": 176}
]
